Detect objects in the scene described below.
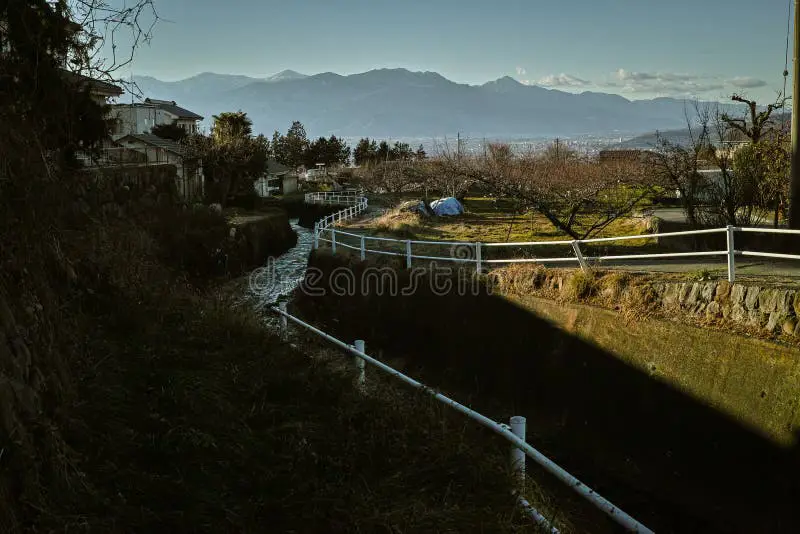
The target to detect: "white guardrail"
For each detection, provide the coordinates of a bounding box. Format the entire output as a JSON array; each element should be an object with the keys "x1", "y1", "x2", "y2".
[
  {"x1": 272, "y1": 302, "x2": 653, "y2": 533},
  {"x1": 302, "y1": 190, "x2": 657, "y2": 532},
  {"x1": 306, "y1": 191, "x2": 800, "y2": 283}
]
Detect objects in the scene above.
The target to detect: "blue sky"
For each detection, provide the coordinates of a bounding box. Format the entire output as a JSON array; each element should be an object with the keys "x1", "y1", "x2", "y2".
[{"x1": 106, "y1": 0, "x2": 793, "y2": 102}]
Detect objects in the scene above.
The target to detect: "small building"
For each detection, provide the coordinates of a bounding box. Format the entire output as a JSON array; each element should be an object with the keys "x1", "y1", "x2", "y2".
[
  {"x1": 109, "y1": 98, "x2": 203, "y2": 139},
  {"x1": 254, "y1": 160, "x2": 298, "y2": 197},
  {"x1": 115, "y1": 133, "x2": 203, "y2": 200}
]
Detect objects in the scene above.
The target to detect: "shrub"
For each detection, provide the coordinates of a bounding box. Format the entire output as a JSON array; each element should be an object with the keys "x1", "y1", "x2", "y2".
[
  {"x1": 147, "y1": 206, "x2": 232, "y2": 279},
  {"x1": 563, "y1": 269, "x2": 597, "y2": 301}
]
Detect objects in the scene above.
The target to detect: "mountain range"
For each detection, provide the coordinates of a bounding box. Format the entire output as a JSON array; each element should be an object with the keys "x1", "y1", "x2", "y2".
[{"x1": 131, "y1": 68, "x2": 742, "y2": 139}]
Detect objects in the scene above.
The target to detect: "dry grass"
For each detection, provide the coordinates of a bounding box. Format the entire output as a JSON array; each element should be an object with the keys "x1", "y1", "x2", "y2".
[
  {"x1": 341, "y1": 198, "x2": 654, "y2": 261},
  {"x1": 1, "y1": 184, "x2": 534, "y2": 532},
  {"x1": 371, "y1": 208, "x2": 423, "y2": 239},
  {"x1": 41, "y1": 291, "x2": 533, "y2": 533},
  {"x1": 562, "y1": 270, "x2": 598, "y2": 301}
]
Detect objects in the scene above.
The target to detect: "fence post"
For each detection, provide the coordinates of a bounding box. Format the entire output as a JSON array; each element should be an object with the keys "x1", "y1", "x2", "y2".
[
  {"x1": 331, "y1": 229, "x2": 337, "y2": 255},
  {"x1": 353, "y1": 339, "x2": 366, "y2": 389},
  {"x1": 727, "y1": 225, "x2": 736, "y2": 283},
  {"x1": 510, "y1": 416, "x2": 526, "y2": 490},
  {"x1": 406, "y1": 240, "x2": 412, "y2": 269},
  {"x1": 571, "y1": 241, "x2": 589, "y2": 271},
  {"x1": 278, "y1": 301, "x2": 288, "y2": 340},
  {"x1": 360, "y1": 235, "x2": 366, "y2": 261},
  {"x1": 475, "y1": 242, "x2": 483, "y2": 273}
]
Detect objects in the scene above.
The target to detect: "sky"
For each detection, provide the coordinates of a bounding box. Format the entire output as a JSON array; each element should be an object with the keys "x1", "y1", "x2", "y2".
[{"x1": 103, "y1": 0, "x2": 793, "y2": 102}]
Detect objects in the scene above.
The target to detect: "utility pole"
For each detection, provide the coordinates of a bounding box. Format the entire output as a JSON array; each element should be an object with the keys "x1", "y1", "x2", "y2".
[{"x1": 790, "y1": 0, "x2": 800, "y2": 227}]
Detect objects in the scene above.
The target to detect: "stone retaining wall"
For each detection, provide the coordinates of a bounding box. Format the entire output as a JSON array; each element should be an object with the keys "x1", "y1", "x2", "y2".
[{"x1": 513, "y1": 267, "x2": 800, "y2": 342}]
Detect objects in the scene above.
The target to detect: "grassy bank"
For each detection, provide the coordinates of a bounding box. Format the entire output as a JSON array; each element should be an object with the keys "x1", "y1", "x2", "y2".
[
  {"x1": 35, "y1": 288, "x2": 528, "y2": 532},
  {"x1": 0, "y1": 174, "x2": 533, "y2": 531}
]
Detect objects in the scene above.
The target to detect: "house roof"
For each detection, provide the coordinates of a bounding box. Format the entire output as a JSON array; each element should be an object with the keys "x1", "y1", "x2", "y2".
[
  {"x1": 267, "y1": 160, "x2": 291, "y2": 175},
  {"x1": 61, "y1": 70, "x2": 124, "y2": 97},
  {"x1": 118, "y1": 133, "x2": 188, "y2": 157},
  {"x1": 144, "y1": 98, "x2": 204, "y2": 120}
]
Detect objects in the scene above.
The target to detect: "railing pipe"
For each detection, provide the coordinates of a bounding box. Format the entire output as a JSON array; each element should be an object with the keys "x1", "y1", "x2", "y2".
[{"x1": 270, "y1": 307, "x2": 654, "y2": 534}]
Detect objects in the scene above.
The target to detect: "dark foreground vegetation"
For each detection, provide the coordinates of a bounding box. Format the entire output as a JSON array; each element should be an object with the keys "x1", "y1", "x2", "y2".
[
  {"x1": 296, "y1": 251, "x2": 800, "y2": 534},
  {"x1": 0, "y1": 2, "x2": 528, "y2": 532}
]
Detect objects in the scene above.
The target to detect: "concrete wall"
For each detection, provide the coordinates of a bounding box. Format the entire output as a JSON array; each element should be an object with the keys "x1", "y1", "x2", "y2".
[{"x1": 512, "y1": 293, "x2": 800, "y2": 444}]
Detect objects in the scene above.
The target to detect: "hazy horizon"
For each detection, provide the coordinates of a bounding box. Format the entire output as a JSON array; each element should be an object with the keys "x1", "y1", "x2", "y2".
[{"x1": 108, "y1": 0, "x2": 792, "y2": 104}]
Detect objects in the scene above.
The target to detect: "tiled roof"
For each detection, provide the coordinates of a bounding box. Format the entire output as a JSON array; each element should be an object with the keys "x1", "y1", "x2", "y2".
[
  {"x1": 61, "y1": 70, "x2": 124, "y2": 96},
  {"x1": 118, "y1": 133, "x2": 188, "y2": 157},
  {"x1": 144, "y1": 98, "x2": 204, "y2": 120}
]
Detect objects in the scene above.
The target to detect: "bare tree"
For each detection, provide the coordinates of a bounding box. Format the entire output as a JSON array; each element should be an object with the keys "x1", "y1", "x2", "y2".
[
  {"x1": 648, "y1": 103, "x2": 716, "y2": 227},
  {"x1": 66, "y1": 0, "x2": 160, "y2": 75},
  {"x1": 720, "y1": 93, "x2": 785, "y2": 145},
  {"x1": 438, "y1": 142, "x2": 654, "y2": 240}
]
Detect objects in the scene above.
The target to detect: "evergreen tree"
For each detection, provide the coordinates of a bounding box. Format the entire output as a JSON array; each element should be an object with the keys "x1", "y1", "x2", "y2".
[
  {"x1": 376, "y1": 140, "x2": 391, "y2": 162},
  {"x1": 354, "y1": 138, "x2": 374, "y2": 166},
  {"x1": 389, "y1": 141, "x2": 413, "y2": 161},
  {"x1": 272, "y1": 130, "x2": 287, "y2": 165},
  {"x1": 151, "y1": 121, "x2": 188, "y2": 142},
  {"x1": 284, "y1": 121, "x2": 309, "y2": 168},
  {"x1": 211, "y1": 111, "x2": 252, "y2": 143}
]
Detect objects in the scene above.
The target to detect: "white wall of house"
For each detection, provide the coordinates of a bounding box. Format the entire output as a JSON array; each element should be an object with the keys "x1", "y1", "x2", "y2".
[
  {"x1": 174, "y1": 118, "x2": 199, "y2": 134},
  {"x1": 254, "y1": 174, "x2": 297, "y2": 197},
  {"x1": 283, "y1": 175, "x2": 298, "y2": 194},
  {"x1": 110, "y1": 106, "x2": 199, "y2": 139}
]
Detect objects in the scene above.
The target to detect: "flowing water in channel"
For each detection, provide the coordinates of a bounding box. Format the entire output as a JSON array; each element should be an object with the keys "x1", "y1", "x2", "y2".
[{"x1": 249, "y1": 219, "x2": 314, "y2": 307}]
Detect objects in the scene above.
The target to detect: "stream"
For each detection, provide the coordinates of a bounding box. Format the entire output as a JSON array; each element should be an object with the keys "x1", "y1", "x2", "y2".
[{"x1": 249, "y1": 218, "x2": 314, "y2": 306}]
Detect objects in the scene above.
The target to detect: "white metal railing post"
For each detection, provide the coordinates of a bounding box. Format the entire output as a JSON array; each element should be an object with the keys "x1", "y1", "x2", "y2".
[
  {"x1": 510, "y1": 416, "x2": 526, "y2": 489},
  {"x1": 272, "y1": 306, "x2": 653, "y2": 533},
  {"x1": 331, "y1": 229, "x2": 337, "y2": 255},
  {"x1": 727, "y1": 225, "x2": 736, "y2": 283},
  {"x1": 571, "y1": 240, "x2": 589, "y2": 271},
  {"x1": 406, "y1": 240, "x2": 412, "y2": 269},
  {"x1": 353, "y1": 339, "x2": 366, "y2": 389},
  {"x1": 476, "y1": 242, "x2": 483, "y2": 273},
  {"x1": 278, "y1": 301, "x2": 288, "y2": 340},
  {"x1": 360, "y1": 235, "x2": 366, "y2": 261}
]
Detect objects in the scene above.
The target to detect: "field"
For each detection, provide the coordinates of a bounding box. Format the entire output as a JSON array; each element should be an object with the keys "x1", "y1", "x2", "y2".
[{"x1": 337, "y1": 196, "x2": 659, "y2": 262}]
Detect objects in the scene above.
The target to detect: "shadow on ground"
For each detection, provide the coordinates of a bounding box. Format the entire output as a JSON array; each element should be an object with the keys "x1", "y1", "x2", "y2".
[{"x1": 295, "y1": 250, "x2": 800, "y2": 533}]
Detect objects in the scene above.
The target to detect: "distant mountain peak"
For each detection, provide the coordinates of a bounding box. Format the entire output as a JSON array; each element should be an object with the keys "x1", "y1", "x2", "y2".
[
  {"x1": 265, "y1": 69, "x2": 308, "y2": 82},
  {"x1": 131, "y1": 68, "x2": 735, "y2": 139},
  {"x1": 483, "y1": 76, "x2": 523, "y2": 86}
]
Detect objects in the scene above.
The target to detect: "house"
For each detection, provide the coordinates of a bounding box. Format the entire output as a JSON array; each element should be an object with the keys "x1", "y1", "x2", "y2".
[
  {"x1": 254, "y1": 160, "x2": 298, "y2": 197},
  {"x1": 61, "y1": 70, "x2": 124, "y2": 105},
  {"x1": 109, "y1": 99, "x2": 203, "y2": 139},
  {"x1": 115, "y1": 133, "x2": 204, "y2": 200}
]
